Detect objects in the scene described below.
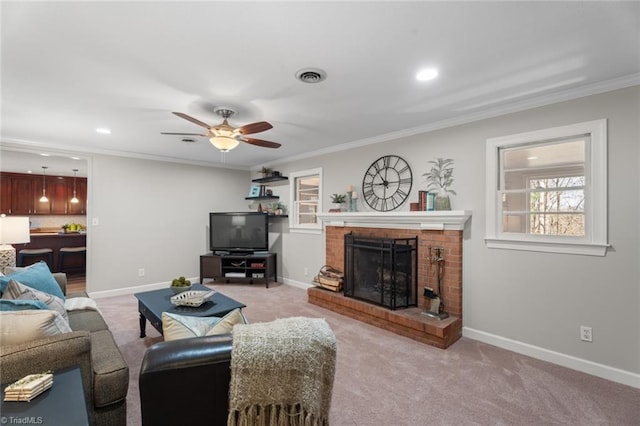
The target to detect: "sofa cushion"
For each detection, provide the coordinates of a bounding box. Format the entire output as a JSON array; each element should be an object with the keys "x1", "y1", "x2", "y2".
[
  {"x1": 0, "y1": 262, "x2": 65, "y2": 299},
  {"x1": 68, "y1": 309, "x2": 109, "y2": 333},
  {"x1": 0, "y1": 310, "x2": 72, "y2": 346},
  {"x1": 162, "y1": 308, "x2": 247, "y2": 342},
  {"x1": 0, "y1": 299, "x2": 49, "y2": 311},
  {"x1": 2, "y1": 279, "x2": 68, "y2": 321},
  {"x1": 89, "y1": 330, "x2": 129, "y2": 408}
]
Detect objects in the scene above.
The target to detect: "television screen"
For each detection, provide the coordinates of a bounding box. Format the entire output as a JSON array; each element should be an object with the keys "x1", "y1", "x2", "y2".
[{"x1": 209, "y1": 212, "x2": 269, "y2": 253}]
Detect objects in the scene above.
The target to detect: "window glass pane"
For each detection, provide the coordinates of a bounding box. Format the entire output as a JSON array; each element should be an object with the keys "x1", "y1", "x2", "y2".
[
  {"x1": 529, "y1": 213, "x2": 585, "y2": 236},
  {"x1": 500, "y1": 137, "x2": 586, "y2": 237},
  {"x1": 529, "y1": 189, "x2": 584, "y2": 213}
]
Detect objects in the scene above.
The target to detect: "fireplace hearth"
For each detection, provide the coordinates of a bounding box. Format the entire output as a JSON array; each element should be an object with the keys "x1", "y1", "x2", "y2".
[{"x1": 344, "y1": 233, "x2": 417, "y2": 310}]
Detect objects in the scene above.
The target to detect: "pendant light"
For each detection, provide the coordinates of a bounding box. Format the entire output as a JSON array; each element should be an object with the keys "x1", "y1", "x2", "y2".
[
  {"x1": 70, "y1": 169, "x2": 79, "y2": 204},
  {"x1": 39, "y1": 166, "x2": 49, "y2": 203}
]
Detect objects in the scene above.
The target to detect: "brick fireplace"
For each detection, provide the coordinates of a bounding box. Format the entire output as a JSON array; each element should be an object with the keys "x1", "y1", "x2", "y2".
[{"x1": 308, "y1": 211, "x2": 471, "y2": 348}]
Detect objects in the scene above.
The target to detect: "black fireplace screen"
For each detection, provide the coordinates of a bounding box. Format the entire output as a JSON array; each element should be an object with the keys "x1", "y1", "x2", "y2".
[{"x1": 344, "y1": 233, "x2": 417, "y2": 310}]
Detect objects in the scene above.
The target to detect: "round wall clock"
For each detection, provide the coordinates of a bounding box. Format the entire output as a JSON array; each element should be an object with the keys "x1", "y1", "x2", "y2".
[{"x1": 362, "y1": 155, "x2": 413, "y2": 211}]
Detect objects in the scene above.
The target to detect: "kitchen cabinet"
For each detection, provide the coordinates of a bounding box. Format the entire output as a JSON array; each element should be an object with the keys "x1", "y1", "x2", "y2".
[
  {"x1": 0, "y1": 172, "x2": 87, "y2": 215},
  {"x1": 0, "y1": 175, "x2": 11, "y2": 214},
  {"x1": 10, "y1": 174, "x2": 39, "y2": 215},
  {"x1": 67, "y1": 178, "x2": 87, "y2": 215}
]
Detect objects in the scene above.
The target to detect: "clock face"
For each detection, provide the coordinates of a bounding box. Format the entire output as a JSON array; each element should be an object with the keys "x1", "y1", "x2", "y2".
[{"x1": 362, "y1": 155, "x2": 413, "y2": 211}]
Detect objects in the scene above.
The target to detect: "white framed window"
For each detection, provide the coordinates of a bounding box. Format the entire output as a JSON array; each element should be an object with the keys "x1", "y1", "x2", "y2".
[
  {"x1": 289, "y1": 168, "x2": 323, "y2": 234},
  {"x1": 485, "y1": 119, "x2": 608, "y2": 256}
]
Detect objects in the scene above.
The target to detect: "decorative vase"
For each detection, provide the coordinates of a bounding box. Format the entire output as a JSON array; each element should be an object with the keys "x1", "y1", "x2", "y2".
[
  {"x1": 435, "y1": 193, "x2": 451, "y2": 211},
  {"x1": 331, "y1": 203, "x2": 343, "y2": 211}
]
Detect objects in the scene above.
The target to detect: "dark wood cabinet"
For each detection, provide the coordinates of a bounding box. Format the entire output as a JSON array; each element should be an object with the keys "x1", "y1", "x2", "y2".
[
  {"x1": 1, "y1": 172, "x2": 87, "y2": 215},
  {"x1": 1, "y1": 175, "x2": 13, "y2": 214},
  {"x1": 67, "y1": 178, "x2": 87, "y2": 215},
  {"x1": 10, "y1": 174, "x2": 38, "y2": 215},
  {"x1": 200, "y1": 252, "x2": 276, "y2": 288}
]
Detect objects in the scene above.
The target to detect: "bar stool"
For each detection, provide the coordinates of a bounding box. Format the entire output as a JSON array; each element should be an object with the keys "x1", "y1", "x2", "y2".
[
  {"x1": 17, "y1": 248, "x2": 54, "y2": 270},
  {"x1": 58, "y1": 246, "x2": 86, "y2": 273}
]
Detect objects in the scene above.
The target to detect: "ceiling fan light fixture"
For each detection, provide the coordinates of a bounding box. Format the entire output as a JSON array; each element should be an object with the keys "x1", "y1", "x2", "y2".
[{"x1": 210, "y1": 136, "x2": 240, "y2": 152}]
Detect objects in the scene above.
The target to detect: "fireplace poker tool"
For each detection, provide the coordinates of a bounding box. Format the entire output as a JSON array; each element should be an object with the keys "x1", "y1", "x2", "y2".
[{"x1": 422, "y1": 246, "x2": 449, "y2": 320}]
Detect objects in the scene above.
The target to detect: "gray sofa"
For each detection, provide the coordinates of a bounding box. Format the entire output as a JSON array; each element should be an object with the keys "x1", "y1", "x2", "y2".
[{"x1": 0, "y1": 272, "x2": 129, "y2": 426}]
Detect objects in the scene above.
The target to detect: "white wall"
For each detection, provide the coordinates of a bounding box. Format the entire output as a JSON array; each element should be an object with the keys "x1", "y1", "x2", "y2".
[
  {"x1": 268, "y1": 86, "x2": 639, "y2": 380},
  {"x1": 87, "y1": 154, "x2": 250, "y2": 293}
]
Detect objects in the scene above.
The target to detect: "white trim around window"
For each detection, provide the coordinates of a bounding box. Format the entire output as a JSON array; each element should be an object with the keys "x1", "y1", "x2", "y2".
[
  {"x1": 485, "y1": 119, "x2": 608, "y2": 256},
  {"x1": 289, "y1": 167, "x2": 323, "y2": 234}
]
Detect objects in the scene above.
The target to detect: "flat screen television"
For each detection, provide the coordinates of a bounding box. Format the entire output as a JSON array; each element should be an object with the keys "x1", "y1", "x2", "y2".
[{"x1": 209, "y1": 212, "x2": 269, "y2": 254}]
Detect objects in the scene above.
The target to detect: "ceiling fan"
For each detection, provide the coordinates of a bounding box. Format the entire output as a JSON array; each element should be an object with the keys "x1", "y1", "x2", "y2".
[{"x1": 161, "y1": 108, "x2": 281, "y2": 152}]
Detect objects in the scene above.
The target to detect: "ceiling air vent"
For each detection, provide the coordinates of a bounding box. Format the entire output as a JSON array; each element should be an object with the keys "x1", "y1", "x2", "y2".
[{"x1": 295, "y1": 68, "x2": 327, "y2": 84}]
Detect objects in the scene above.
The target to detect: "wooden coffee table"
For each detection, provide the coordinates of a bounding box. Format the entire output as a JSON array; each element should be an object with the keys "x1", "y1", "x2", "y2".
[{"x1": 134, "y1": 283, "x2": 246, "y2": 337}]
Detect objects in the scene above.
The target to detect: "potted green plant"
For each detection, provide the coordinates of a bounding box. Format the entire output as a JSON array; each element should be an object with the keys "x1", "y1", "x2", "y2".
[
  {"x1": 269, "y1": 201, "x2": 287, "y2": 215},
  {"x1": 260, "y1": 166, "x2": 272, "y2": 178},
  {"x1": 422, "y1": 158, "x2": 457, "y2": 210},
  {"x1": 170, "y1": 276, "x2": 192, "y2": 294},
  {"x1": 330, "y1": 193, "x2": 347, "y2": 211}
]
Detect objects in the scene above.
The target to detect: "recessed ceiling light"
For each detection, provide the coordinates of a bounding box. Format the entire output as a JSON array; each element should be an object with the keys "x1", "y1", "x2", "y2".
[
  {"x1": 96, "y1": 127, "x2": 111, "y2": 134},
  {"x1": 527, "y1": 156, "x2": 538, "y2": 160},
  {"x1": 416, "y1": 68, "x2": 438, "y2": 81}
]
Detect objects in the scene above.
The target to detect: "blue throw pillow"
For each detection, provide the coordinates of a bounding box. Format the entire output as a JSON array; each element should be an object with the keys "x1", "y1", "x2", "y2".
[
  {"x1": 0, "y1": 262, "x2": 65, "y2": 299},
  {"x1": 0, "y1": 299, "x2": 49, "y2": 311}
]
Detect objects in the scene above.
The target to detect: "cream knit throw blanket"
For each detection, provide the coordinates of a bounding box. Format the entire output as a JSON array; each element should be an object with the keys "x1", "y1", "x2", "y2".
[{"x1": 228, "y1": 317, "x2": 337, "y2": 426}]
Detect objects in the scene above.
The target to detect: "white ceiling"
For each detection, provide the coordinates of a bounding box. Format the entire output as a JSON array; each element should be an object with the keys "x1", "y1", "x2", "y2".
[{"x1": 1, "y1": 1, "x2": 639, "y2": 173}]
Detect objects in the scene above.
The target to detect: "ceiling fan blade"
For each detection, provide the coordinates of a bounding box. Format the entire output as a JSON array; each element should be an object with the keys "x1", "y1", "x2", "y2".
[
  {"x1": 161, "y1": 132, "x2": 208, "y2": 136},
  {"x1": 236, "y1": 121, "x2": 273, "y2": 135},
  {"x1": 241, "y1": 137, "x2": 281, "y2": 149},
  {"x1": 172, "y1": 112, "x2": 211, "y2": 129}
]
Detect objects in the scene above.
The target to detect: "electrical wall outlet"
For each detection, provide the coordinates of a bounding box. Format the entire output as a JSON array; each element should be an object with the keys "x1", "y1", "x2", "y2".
[
  {"x1": 304, "y1": 267, "x2": 309, "y2": 276},
  {"x1": 580, "y1": 326, "x2": 593, "y2": 342},
  {"x1": 138, "y1": 268, "x2": 145, "y2": 277}
]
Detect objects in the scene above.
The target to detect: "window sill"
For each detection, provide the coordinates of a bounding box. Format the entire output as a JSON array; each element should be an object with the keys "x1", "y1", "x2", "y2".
[{"x1": 484, "y1": 238, "x2": 609, "y2": 256}]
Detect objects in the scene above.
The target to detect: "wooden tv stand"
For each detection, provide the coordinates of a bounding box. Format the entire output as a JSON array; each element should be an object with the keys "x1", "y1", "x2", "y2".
[{"x1": 200, "y1": 252, "x2": 277, "y2": 288}]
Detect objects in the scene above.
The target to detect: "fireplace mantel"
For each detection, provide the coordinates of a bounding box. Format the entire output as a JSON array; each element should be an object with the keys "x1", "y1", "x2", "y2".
[{"x1": 317, "y1": 211, "x2": 472, "y2": 231}]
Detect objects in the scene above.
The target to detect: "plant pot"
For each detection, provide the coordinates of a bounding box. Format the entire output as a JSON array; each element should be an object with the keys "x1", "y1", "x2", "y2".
[
  {"x1": 171, "y1": 285, "x2": 191, "y2": 294},
  {"x1": 435, "y1": 194, "x2": 451, "y2": 211}
]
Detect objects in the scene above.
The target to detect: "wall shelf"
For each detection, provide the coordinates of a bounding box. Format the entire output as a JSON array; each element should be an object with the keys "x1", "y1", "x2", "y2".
[{"x1": 251, "y1": 176, "x2": 288, "y2": 185}]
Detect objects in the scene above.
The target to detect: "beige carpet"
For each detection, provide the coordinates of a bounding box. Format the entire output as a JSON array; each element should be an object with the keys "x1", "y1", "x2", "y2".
[{"x1": 96, "y1": 282, "x2": 640, "y2": 426}]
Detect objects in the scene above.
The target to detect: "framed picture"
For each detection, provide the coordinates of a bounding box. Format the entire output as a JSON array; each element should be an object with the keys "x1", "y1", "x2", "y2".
[{"x1": 248, "y1": 185, "x2": 261, "y2": 197}]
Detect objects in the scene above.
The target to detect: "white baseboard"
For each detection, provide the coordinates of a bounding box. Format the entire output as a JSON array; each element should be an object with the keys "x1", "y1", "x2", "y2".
[
  {"x1": 281, "y1": 277, "x2": 314, "y2": 290},
  {"x1": 463, "y1": 327, "x2": 640, "y2": 389},
  {"x1": 88, "y1": 276, "x2": 199, "y2": 299},
  {"x1": 88, "y1": 276, "x2": 310, "y2": 298}
]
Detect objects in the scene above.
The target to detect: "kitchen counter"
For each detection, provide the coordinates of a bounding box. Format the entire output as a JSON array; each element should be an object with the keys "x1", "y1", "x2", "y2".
[{"x1": 18, "y1": 232, "x2": 86, "y2": 272}]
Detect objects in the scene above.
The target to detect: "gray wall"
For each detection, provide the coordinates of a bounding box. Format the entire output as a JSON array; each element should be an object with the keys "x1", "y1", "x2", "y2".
[
  {"x1": 269, "y1": 86, "x2": 639, "y2": 377},
  {"x1": 87, "y1": 154, "x2": 250, "y2": 293}
]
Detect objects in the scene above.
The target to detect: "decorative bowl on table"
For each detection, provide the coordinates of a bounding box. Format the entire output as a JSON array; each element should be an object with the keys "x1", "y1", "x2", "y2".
[
  {"x1": 170, "y1": 290, "x2": 216, "y2": 307},
  {"x1": 170, "y1": 276, "x2": 191, "y2": 294}
]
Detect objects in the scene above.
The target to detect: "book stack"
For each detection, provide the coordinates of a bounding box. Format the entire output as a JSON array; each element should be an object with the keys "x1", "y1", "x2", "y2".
[
  {"x1": 418, "y1": 190, "x2": 436, "y2": 211},
  {"x1": 4, "y1": 372, "x2": 53, "y2": 402}
]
